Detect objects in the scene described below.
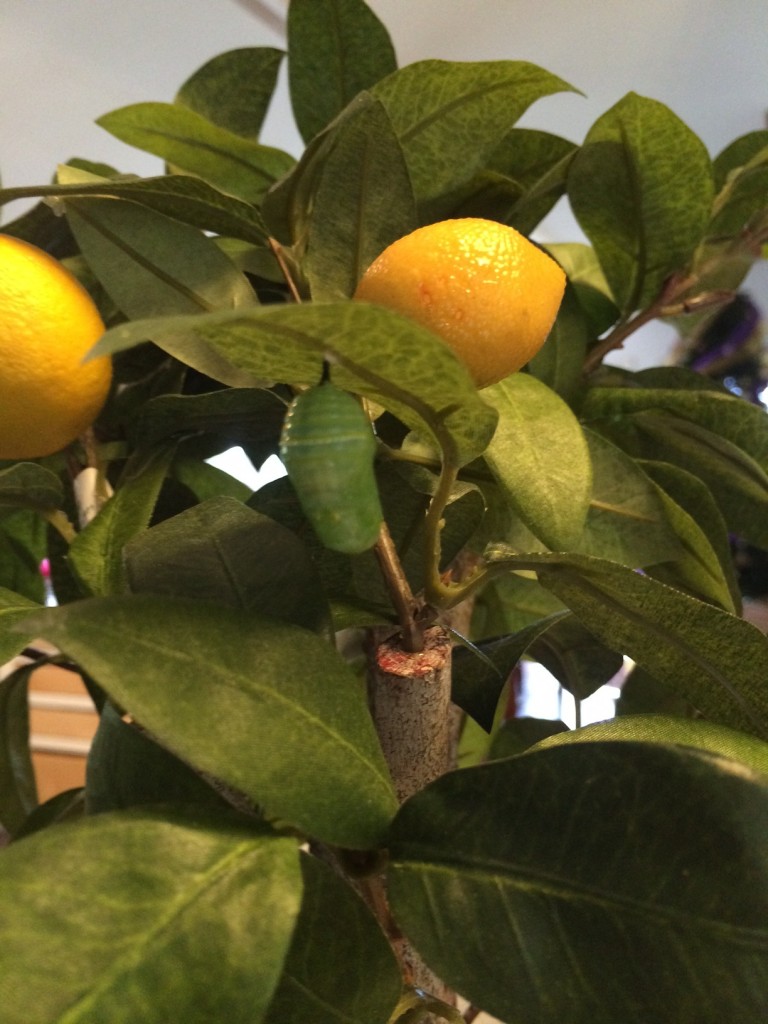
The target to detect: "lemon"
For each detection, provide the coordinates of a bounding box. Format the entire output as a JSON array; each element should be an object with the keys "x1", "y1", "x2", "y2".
[
  {"x1": 354, "y1": 218, "x2": 566, "y2": 388},
  {"x1": 0, "y1": 234, "x2": 111, "y2": 459}
]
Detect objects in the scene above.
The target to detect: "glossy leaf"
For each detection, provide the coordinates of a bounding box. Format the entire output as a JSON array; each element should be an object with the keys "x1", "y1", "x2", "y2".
[
  {"x1": 288, "y1": 0, "x2": 397, "y2": 143},
  {"x1": 263, "y1": 852, "x2": 402, "y2": 1024},
  {"x1": 534, "y1": 712, "x2": 768, "y2": 776},
  {"x1": 93, "y1": 302, "x2": 499, "y2": 467},
  {"x1": 68, "y1": 447, "x2": 175, "y2": 597},
  {"x1": 487, "y1": 549, "x2": 768, "y2": 738},
  {"x1": 372, "y1": 60, "x2": 576, "y2": 216},
  {"x1": 302, "y1": 94, "x2": 417, "y2": 300},
  {"x1": 568, "y1": 92, "x2": 713, "y2": 313},
  {"x1": 388, "y1": 742, "x2": 768, "y2": 1023},
  {"x1": 124, "y1": 496, "x2": 331, "y2": 634},
  {"x1": 0, "y1": 809, "x2": 302, "y2": 1024},
  {"x1": 483, "y1": 374, "x2": 592, "y2": 550},
  {"x1": 0, "y1": 659, "x2": 37, "y2": 834},
  {"x1": 21, "y1": 596, "x2": 398, "y2": 848},
  {"x1": 175, "y1": 47, "x2": 284, "y2": 140},
  {"x1": 97, "y1": 102, "x2": 295, "y2": 203}
]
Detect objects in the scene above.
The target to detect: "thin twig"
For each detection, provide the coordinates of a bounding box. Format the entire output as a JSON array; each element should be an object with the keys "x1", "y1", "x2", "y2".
[
  {"x1": 268, "y1": 236, "x2": 303, "y2": 304},
  {"x1": 373, "y1": 521, "x2": 424, "y2": 652}
]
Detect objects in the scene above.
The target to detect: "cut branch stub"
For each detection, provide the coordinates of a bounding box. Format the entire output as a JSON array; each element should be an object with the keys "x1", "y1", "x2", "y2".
[{"x1": 367, "y1": 625, "x2": 454, "y2": 803}]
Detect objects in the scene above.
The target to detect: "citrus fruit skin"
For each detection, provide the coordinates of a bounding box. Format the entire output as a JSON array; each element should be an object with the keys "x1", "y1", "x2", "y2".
[
  {"x1": 354, "y1": 218, "x2": 566, "y2": 388},
  {"x1": 0, "y1": 234, "x2": 112, "y2": 459}
]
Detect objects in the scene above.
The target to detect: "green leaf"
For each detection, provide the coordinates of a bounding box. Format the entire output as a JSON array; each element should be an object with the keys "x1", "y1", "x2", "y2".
[
  {"x1": 171, "y1": 456, "x2": 253, "y2": 505},
  {"x1": 0, "y1": 510, "x2": 48, "y2": 603},
  {"x1": 576, "y1": 429, "x2": 681, "y2": 567},
  {"x1": 372, "y1": 60, "x2": 576, "y2": 217},
  {"x1": 24, "y1": 166, "x2": 270, "y2": 244},
  {"x1": 0, "y1": 463, "x2": 64, "y2": 515},
  {"x1": 0, "y1": 660, "x2": 37, "y2": 834},
  {"x1": 85, "y1": 702, "x2": 235, "y2": 815},
  {"x1": 0, "y1": 587, "x2": 43, "y2": 665},
  {"x1": 128, "y1": 387, "x2": 286, "y2": 461},
  {"x1": 21, "y1": 596, "x2": 398, "y2": 848},
  {"x1": 483, "y1": 374, "x2": 592, "y2": 549},
  {"x1": 97, "y1": 102, "x2": 295, "y2": 203},
  {"x1": 14, "y1": 786, "x2": 85, "y2": 840},
  {"x1": 0, "y1": 809, "x2": 302, "y2": 1024},
  {"x1": 124, "y1": 496, "x2": 332, "y2": 635},
  {"x1": 63, "y1": 192, "x2": 257, "y2": 319},
  {"x1": 264, "y1": 852, "x2": 402, "y2": 1024},
  {"x1": 68, "y1": 447, "x2": 175, "y2": 597},
  {"x1": 582, "y1": 384, "x2": 768, "y2": 547},
  {"x1": 568, "y1": 92, "x2": 714, "y2": 313},
  {"x1": 488, "y1": 550, "x2": 768, "y2": 738},
  {"x1": 175, "y1": 47, "x2": 284, "y2": 140},
  {"x1": 387, "y1": 742, "x2": 768, "y2": 1023},
  {"x1": 288, "y1": 0, "x2": 397, "y2": 144},
  {"x1": 533, "y1": 713, "x2": 768, "y2": 776},
  {"x1": 302, "y1": 94, "x2": 417, "y2": 300},
  {"x1": 709, "y1": 130, "x2": 768, "y2": 239},
  {"x1": 487, "y1": 716, "x2": 569, "y2": 759},
  {"x1": 529, "y1": 614, "x2": 625, "y2": 700},
  {"x1": 542, "y1": 242, "x2": 620, "y2": 336},
  {"x1": 453, "y1": 128, "x2": 577, "y2": 233},
  {"x1": 582, "y1": 383, "x2": 768, "y2": 471},
  {"x1": 94, "y1": 302, "x2": 499, "y2": 467},
  {"x1": 608, "y1": 409, "x2": 768, "y2": 548},
  {"x1": 640, "y1": 460, "x2": 740, "y2": 611},
  {"x1": 451, "y1": 611, "x2": 570, "y2": 730},
  {"x1": 526, "y1": 285, "x2": 590, "y2": 405}
]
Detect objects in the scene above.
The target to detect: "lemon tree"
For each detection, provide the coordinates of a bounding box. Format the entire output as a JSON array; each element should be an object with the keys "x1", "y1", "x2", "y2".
[
  {"x1": 0, "y1": 235, "x2": 111, "y2": 460},
  {"x1": 1, "y1": 1, "x2": 768, "y2": 1022}
]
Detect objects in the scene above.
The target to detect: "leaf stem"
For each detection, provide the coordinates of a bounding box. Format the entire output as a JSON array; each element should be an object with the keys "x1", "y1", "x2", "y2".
[{"x1": 423, "y1": 459, "x2": 489, "y2": 610}]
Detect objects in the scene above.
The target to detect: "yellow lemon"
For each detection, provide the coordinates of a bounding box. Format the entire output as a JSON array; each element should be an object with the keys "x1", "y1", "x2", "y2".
[
  {"x1": 354, "y1": 218, "x2": 566, "y2": 388},
  {"x1": 0, "y1": 234, "x2": 112, "y2": 459}
]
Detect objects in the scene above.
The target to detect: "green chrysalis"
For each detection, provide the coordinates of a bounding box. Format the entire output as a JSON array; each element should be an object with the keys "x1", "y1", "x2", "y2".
[{"x1": 279, "y1": 380, "x2": 383, "y2": 554}]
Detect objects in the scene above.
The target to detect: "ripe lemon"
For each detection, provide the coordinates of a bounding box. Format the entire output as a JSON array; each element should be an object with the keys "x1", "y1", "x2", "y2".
[
  {"x1": 0, "y1": 234, "x2": 112, "y2": 459},
  {"x1": 354, "y1": 218, "x2": 566, "y2": 388}
]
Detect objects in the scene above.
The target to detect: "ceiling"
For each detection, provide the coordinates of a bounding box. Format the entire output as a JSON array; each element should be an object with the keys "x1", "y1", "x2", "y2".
[{"x1": 2, "y1": 0, "x2": 765, "y2": 363}]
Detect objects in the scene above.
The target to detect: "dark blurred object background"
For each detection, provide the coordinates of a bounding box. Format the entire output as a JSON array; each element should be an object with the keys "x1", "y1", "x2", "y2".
[{"x1": 680, "y1": 293, "x2": 768, "y2": 597}]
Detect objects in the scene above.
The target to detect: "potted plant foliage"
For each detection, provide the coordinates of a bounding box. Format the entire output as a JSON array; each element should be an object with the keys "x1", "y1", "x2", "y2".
[{"x1": 1, "y1": 1, "x2": 767, "y2": 1021}]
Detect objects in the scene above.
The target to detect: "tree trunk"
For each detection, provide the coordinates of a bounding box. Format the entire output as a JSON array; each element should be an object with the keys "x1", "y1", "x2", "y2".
[{"x1": 367, "y1": 624, "x2": 456, "y2": 1011}]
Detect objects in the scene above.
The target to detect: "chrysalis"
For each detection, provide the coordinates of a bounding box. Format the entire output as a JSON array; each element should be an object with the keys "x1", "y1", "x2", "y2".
[{"x1": 279, "y1": 380, "x2": 383, "y2": 554}]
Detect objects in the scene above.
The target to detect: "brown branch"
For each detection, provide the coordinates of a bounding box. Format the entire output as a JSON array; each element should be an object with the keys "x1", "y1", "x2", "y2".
[{"x1": 374, "y1": 521, "x2": 425, "y2": 653}]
